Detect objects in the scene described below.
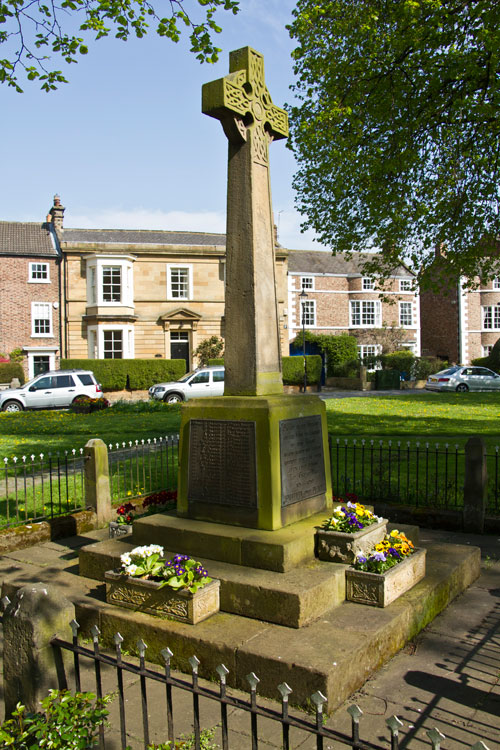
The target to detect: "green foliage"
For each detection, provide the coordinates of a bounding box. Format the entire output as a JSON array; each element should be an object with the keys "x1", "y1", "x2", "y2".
[
  {"x1": 471, "y1": 338, "x2": 500, "y2": 373},
  {"x1": 207, "y1": 358, "x2": 224, "y2": 366},
  {"x1": 288, "y1": 0, "x2": 500, "y2": 288},
  {"x1": 1, "y1": 0, "x2": 240, "y2": 92},
  {"x1": 0, "y1": 362, "x2": 25, "y2": 385},
  {"x1": 143, "y1": 727, "x2": 220, "y2": 749},
  {"x1": 413, "y1": 357, "x2": 448, "y2": 380},
  {"x1": 8, "y1": 348, "x2": 24, "y2": 363},
  {"x1": 282, "y1": 355, "x2": 322, "y2": 385},
  {"x1": 60, "y1": 359, "x2": 185, "y2": 390},
  {"x1": 291, "y1": 332, "x2": 357, "y2": 377},
  {"x1": 193, "y1": 336, "x2": 224, "y2": 367},
  {"x1": 0, "y1": 690, "x2": 112, "y2": 748},
  {"x1": 375, "y1": 369, "x2": 400, "y2": 390},
  {"x1": 381, "y1": 351, "x2": 415, "y2": 375}
]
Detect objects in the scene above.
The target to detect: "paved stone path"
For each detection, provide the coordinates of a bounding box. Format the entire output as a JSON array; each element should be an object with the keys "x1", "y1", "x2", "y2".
[{"x1": 0, "y1": 527, "x2": 498, "y2": 749}]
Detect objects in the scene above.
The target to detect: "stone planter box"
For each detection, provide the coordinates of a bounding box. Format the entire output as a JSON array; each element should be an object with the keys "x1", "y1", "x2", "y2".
[
  {"x1": 105, "y1": 569, "x2": 220, "y2": 624},
  {"x1": 345, "y1": 548, "x2": 426, "y2": 607},
  {"x1": 109, "y1": 521, "x2": 132, "y2": 538},
  {"x1": 315, "y1": 518, "x2": 388, "y2": 564}
]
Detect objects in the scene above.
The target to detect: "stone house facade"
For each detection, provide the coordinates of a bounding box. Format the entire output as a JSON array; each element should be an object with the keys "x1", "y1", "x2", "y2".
[
  {"x1": 0, "y1": 219, "x2": 61, "y2": 379},
  {"x1": 51, "y1": 199, "x2": 289, "y2": 371},
  {"x1": 287, "y1": 251, "x2": 420, "y2": 359},
  {"x1": 420, "y1": 255, "x2": 500, "y2": 364}
]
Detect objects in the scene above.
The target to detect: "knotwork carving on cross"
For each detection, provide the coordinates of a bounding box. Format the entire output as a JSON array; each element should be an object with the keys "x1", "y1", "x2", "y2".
[{"x1": 202, "y1": 46, "x2": 288, "y2": 166}]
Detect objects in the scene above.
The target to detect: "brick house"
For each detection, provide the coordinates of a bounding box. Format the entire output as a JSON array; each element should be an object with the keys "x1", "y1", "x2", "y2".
[
  {"x1": 49, "y1": 199, "x2": 289, "y2": 371},
  {"x1": 420, "y1": 252, "x2": 500, "y2": 364},
  {"x1": 0, "y1": 218, "x2": 61, "y2": 379},
  {"x1": 287, "y1": 250, "x2": 420, "y2": 360}
]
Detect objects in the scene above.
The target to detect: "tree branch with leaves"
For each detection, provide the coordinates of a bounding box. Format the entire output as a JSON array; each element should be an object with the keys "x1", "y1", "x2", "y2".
[{"x1": 0, "y1": 0, "x2": 239, "y2": 91}]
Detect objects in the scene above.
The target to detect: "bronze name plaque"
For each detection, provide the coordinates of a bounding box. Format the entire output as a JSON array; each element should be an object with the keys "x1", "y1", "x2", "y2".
[
  {"x1": 188, "y1": 419, "x2": 257, "y2": 508},
  {"x1": 280, "y1": 415, "x2": 326, "y2": 506}
]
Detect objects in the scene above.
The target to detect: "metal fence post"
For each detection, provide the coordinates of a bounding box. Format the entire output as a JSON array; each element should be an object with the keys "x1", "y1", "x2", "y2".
[
  {"x1": 2, "y1": 583, "x2": 74, "y2": 718},
  {"x1": 463, "y1": 436, "x2": 487, "y2": 533},
  {"x1": 84, "y1": 438, "x2": 112, "y2": 527}
]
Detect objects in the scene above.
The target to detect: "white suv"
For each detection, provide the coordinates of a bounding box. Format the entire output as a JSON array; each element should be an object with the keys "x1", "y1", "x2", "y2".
[
  {"x1": 149, "y1": 366, "x2": 225, "y2": 403},
  {"x1": 0, "y1": 370, "x2": 103, "y2": 412}
]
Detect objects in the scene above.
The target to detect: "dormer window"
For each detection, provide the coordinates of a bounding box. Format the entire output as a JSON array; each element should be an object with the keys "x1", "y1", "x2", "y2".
[{"x1": 362, "y1": 277, "x2": 375, "y2": 290}]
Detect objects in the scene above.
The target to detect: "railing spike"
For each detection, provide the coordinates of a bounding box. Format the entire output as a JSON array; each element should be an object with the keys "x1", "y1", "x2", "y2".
[
  {"x1": 386, "y1": 715, "x2": 404, "y2": 735},
  {"x1": 189, "y1": 655, "x2": 200, "y2": 673},
  {"x1": 114, "y1": 632, "x2": 124, "y2": 646},
  {"x1": 310, "y1": 691, "x2": 327, "y2": 711},
  {"x1": 277, "y1": 682, "x2": 292, "y2": 700},
  {"x1": 347, "y1": 704, "x2": 363, "y2": 722},
  {"x1": 90, "y1": 624, "x2": 100, "y2": 642},
  {"x1": 69, "y1": 618, "x2": 80, "y2": 636},
  {"x1": 426, "y1": 727, "x2": 445, "y2": 750},
  {"x1": 161, "y1": 647, "x2": 173, "y2": 664},
  {"x1": 137, "y1": 639, "x2": 147, "y2": 658},
  {"x1": 216, "y1": 664, "x2": 229, "y2": 683},
  {"x1": 1, "y1": 595, "x2": 11, "y2": 611},
  {"x1": 246, "y1": 672, "x2": 260, "y2": 691},
  {"x1": 470, "y1": 742, "x2": 491, "y2": 750}
]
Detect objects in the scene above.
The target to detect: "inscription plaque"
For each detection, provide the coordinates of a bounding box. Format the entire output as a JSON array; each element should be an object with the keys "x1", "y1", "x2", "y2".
[
  {"x1": 280, "y1": 415, "x2": 326, "y2": 506},
  {"x1": 188, "y1": 419, "x2": 257, "y2": 508}
]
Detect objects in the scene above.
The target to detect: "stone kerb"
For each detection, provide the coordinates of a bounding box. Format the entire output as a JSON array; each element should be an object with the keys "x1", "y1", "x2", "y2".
[
  {"x1": 2, "y1": 583, "x2": 74, "y2": 718},
  {"x1": 84, "y1": 438, "x2": 112, "y2": 528}
]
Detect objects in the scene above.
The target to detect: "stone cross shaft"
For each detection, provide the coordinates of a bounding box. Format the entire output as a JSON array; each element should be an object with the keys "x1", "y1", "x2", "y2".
[{"x1": 202, "y1": 46, "x2": 289, "y2": 396}]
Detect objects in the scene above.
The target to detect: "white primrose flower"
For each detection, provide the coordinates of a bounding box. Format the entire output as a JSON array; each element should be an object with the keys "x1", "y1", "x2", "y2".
[
  {"x1": 120, "y1": 552, "x2": 131, "y2": 566},
  {"x1": 125, "y1": 564, "x2": 138, "y2": 576}
]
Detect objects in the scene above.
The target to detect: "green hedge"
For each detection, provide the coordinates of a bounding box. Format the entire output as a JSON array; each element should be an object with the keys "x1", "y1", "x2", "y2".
[
  {"x1": 375, "y1": 369, "x2": 400, "y2": 390},
  {"x1": 205, "y1": 356, "x2": 323, "y2": 385},
  {"x1": 60, "y1": 359, "x2": 186, "y2": 391},
  {"x1": 381, "y1": 351, "x2": 415, "y2": 374},
  {"x1": 283, "y1": 355, "x2": 322, "y2": 385},
  {"x1": 0, "y1": 362, "x2": 25, "y2": 385}
]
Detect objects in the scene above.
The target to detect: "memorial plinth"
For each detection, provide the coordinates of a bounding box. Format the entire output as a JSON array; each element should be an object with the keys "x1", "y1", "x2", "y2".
[{"x1": 177, "y1": 395, "x2": 332, "y2": 530}]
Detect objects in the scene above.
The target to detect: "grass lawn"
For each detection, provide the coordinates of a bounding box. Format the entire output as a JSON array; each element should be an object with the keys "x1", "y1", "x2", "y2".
[
  {"x1": 324, "y1": 392, "x2": 500, "y2": 449},
  {"x1": 1, "y1": 392, "x2": 500, "y2": 462},
  {"x1": 0, "y1": 401, "x2": 182, "y2": 462}
]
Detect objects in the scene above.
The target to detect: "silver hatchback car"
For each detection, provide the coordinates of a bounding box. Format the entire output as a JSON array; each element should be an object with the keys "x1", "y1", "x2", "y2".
[
  {"x1": 426, "y1": 365, "x2": 500, "y2": 392},
  {"x1": 0, "y1": 369, "x2": 103, "y2": 412}
]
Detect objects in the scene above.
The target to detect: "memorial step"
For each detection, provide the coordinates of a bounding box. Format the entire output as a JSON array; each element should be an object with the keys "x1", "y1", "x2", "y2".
[{"x1": 79, "y1": 537, "x2": 348, "y2": 628}]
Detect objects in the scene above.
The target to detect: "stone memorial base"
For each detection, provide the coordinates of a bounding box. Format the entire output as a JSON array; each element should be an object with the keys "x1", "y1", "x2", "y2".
[{"x1": 177, "y1": 394, "x2": 332, "y2": 531}]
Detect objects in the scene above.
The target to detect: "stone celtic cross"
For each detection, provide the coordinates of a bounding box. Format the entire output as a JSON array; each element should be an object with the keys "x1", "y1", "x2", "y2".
[{"x1": 202, "y1": 47, "x2": 289, "y2": 396}]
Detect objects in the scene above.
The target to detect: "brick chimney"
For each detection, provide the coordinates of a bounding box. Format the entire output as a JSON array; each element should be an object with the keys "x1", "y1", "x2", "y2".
[{"x1": 47, "y1": 194, "x2": 65, "y2": 233}]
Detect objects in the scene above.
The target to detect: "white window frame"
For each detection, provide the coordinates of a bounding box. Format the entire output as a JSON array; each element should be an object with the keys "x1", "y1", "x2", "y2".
[
  {"x1": 399, "y1": 301, "x2": 413, "y2": 326},
  {"x1": 28, "y1": 262, "x2": 50, "y2": 283},
  {"x1": 85, "y1": 255, "x2": 135, "y2": 308},
  {"x1": 399, "y1": 279, "x2": 412, "y2": 291},
  {"x1": 362, "y1": 277, "x2": 375, "y2": 290},
  {"x1": 167, "y1": 264, "x2": 193, "y2": 301},
  {"x1": 301, "y1": 299, "x2": 316, "y2": 327},
  {"x1": 493, "y1": 277, "x2": 500, "y2": 290},
  {"x1": 87, "y1": 324, "x2": 135, "y2": 359},
  {"x1": 350, "y1": 300, "x2": 381, "y2": 327},
  {"x1": 31, "y1": 302, "x2": 53, "y2": 337},
  {"x1": 483, "y1": 345, "x2": 494, "y2": 357},
  {"x1": 301, "y1": 276, "x2": 314, "y2": 291},
  {"x1": 482, "y1": 305, "x2": 500, "y2": 330},
  {"x1": 358, "y1": 344, "x2": 381, "y2": 359}
]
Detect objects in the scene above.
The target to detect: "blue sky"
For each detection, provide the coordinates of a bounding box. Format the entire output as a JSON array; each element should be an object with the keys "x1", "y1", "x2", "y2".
[{"x1": 1, "y1": 0, "x2": 326, "y2": 251}]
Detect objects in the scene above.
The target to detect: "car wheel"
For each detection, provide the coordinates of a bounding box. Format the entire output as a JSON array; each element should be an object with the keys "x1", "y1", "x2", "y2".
[
  {"x1": 72, "y1": 395, "x2": 88, "y2": 404},
  {"x1": 164, "y1": 392, "x2": 183, "y2": 404},
  {"x1": 456, "y1": 383, "x2": 469, "y2": 393},
  {"x1": 2, "y1": 400, "x2": 24, "y2": 412}
]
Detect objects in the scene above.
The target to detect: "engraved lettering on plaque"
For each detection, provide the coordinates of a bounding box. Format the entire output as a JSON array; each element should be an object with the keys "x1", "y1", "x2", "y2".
[
  {"x1": 279, "y1": 416, "x2": 326, "y2": 506},
  {"x1": 188, "y1": 420, "x2": 257, "y2": 508}
]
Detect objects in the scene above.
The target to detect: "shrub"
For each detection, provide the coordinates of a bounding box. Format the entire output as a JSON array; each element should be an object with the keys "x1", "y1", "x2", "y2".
[
  {"x1": 381, "y1": 350, "x2": 415, "y2": 375},
  {"x1": 472, "y1": 338, "x2": 500, "y2": 373},
  {"x1": 0, "y1": 362, "x2": 25, "y2": 385},
  {"x1": 291, "y1": 332, "x2": 357, "y2": 377},
  {"x1": 8, "y1": 347, "x2": 24, "y2": 363},
  {"x1": 282, "y1": 355, "x2": 322, "y2": 385},
  {"x1": 61, "y1": 359, "x2": 186, "y2": 391},
  {"x1": 0, "y1": 689, "x2": 112, "y2": 749},
  {"x1": 413, "y1": 356, "x2": 448, "y2": 380},
  {"x1": 193, "y1": 336, "x2": 224, "y2": 366},
  {"x1": 207, "y1": 358, "x2": 224, "y2": 366},
  {"x1": 70, "y1": 396, "x2": 110, "y2": 414}
]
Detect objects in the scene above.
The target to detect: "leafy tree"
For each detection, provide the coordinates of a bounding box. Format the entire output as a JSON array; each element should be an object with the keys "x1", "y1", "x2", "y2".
[
  {"x1": 1, "y1": 0, "x2": 239, "y2": 92},
  {"x1": 193, "y1": 335, "x2": 224, "y2": 366},
  {"x1": 287, "y1": 0, "x2": 500, "y2": 289}
]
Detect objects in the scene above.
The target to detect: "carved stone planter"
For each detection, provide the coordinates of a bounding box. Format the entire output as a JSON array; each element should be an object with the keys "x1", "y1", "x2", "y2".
[
  {"x1": 109, "y1": 521, "x2": 132, "y2": 539},
  {"x1": 105, "y1": 570, "x2": 220, "y2": 624},
  {"x1": 345, "y1": 548, "x2": 427, "y2": 607},
  {"x1": 315, "y1": 518, "x2": 388, "y2": 564}
]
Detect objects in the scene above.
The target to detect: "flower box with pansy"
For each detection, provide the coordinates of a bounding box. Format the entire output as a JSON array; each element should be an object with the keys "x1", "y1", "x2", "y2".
[
  {"x1": 105, "y1": 544, "x2": 220, "y2": 624},
  {"x1": 315, "y1": 497, "x2": 388, "y2": 564},
  {"x1": 346, "y1": 530, "x2": 426, "y2": 607}
]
